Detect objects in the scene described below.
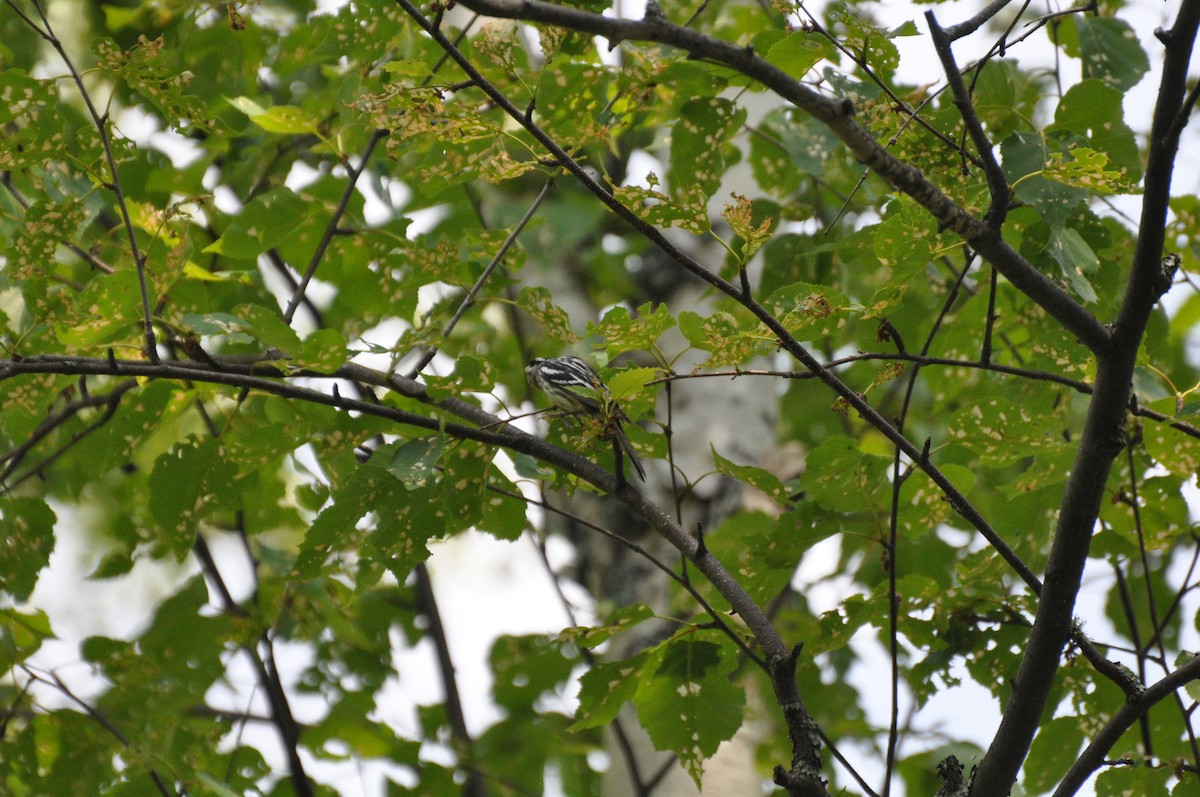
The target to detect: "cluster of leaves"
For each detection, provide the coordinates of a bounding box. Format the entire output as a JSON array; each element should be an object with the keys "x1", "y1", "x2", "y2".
[{"x1": 0, "y1": 0, "x2": 1198, "y2": 796}]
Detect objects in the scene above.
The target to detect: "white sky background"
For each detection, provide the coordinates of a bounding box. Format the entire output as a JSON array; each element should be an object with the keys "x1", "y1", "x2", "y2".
[{"x1": 14, "y1": 1, "x2": 1200, "y2": 796}]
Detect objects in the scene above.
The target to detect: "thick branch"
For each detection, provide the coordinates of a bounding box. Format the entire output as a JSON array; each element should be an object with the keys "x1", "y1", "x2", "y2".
[
  {"x1": 969, "y1": 5, "x2": 1200, "y2": 794},
  {"x1": 1053, "y1": 654, "x2": 1200, "y2": 797}
]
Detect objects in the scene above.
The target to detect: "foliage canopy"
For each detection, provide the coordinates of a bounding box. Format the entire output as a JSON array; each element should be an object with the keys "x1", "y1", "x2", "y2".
[{"x1": 1, "y1": 0, "x2": 1200, "y2": 796}]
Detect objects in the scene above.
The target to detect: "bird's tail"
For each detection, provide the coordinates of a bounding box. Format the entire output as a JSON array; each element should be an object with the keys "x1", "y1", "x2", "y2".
[{"x1": 614, "y1": 424, "x2": 646, "y2": 482}]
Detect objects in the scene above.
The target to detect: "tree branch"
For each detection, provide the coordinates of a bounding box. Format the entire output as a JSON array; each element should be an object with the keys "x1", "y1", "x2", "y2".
[
  {"x1": 926, "y1": 11, "x2": 1012, "y2": 227},
  {"x1": 25, "y1": 1, "x2": 159, "y2": 361},
  {"x1": 0, "y1": 351, "x2": 827, "y2": 794},
  {"x1": 1052, "y1": 654, "x2": 1200, "y2": 797},
  {"x1": 446, "y1": 0, "x2": 1110, "y2": 353},
  {"x1": 283, "y1": 127, "x2": 387, "y2": 324},
  {"x1": 969, "y1": 5, "x2": 1200, "y2": 794}
]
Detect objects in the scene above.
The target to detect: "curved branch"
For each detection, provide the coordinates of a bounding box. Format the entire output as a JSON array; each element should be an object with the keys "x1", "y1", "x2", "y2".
[
  {"x1": 446, "y1": 0, "x2": 1109, "y2": 353},
  {"x1": 926, "y1": 11, "x2": 1011, "y2": 227},
  {"x1": 0, "y1": 351, "x2": 828, "y2": 795}
]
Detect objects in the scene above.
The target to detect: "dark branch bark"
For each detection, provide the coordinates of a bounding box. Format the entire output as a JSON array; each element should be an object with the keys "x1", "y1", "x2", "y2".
[
  {"x1": 1053, "y1": 654, "x2": 1200, "y2": 797},
  {"x1": 968, "y1": 4, "x2": 1200, "y2": 794}
]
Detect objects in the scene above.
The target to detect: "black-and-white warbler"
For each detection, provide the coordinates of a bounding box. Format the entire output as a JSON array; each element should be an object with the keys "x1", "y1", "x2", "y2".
[{"x1": 525, "y1": 356, "x2": 646, "y2": 482}]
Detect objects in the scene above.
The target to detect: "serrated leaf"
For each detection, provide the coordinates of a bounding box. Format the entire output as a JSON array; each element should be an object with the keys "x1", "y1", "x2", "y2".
[
  {"x1": 678, "y1": 310, "x2": 772, "y2": 367},
  {"x1": 763, "y1": 281, "x2": 852, "y2": 341},
  {"x1": 148, "y1": 437, "x2": 237, "y2": 560},
  {"x1": 606, "y1": 367, "x2": 656, "y2": 405},
  {"x1": 1043, "y1": 148, "x2": 1137, "y2": 195},
  {"x1": 591, "y1": 303, "x2": 675, "y2": 353},
  {"x1": 515, "y1": 286, "x2": 578, "y2": 345},
  {"x1": 633, "y1": 636, "x2": 745, "y2": 787},
  {"x1": 722, "y1": 192, "x2": 774, "y2": 261}
]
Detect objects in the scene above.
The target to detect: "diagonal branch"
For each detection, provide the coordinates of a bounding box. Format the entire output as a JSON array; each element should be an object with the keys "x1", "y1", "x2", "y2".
[
  {"x1": 447, "y1": 0, "x2": 1110, "y2": 354},
  {"x1": 282, "y1": 128, "x2": 388, "y2": 324},
  {"x1": 403, "y1": 177, "x2": 555, "y2": 378},
  {"x1": 970, "y1": 4, "x2": 1200, "y2": 794},
  {"x1": 0, "y1": 349, "x2": 829, "y2": 795},
  {"x1": 1052, "y1": 653, "x2": 1200, "y2": 797}
]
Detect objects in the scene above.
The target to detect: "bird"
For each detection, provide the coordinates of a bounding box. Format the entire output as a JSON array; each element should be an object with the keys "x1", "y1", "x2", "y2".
[{"x1": 525, "y1": 356, "x2": 646, "y2": 482}]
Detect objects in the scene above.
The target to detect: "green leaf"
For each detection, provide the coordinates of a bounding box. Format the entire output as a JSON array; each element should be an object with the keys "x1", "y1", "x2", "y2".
[
  {"x1": 591, "y1": 303, "x2": 675, "y2": 353},
  {"x1": 557, "y1": 604, "x2": 655, "y2": 649},
  {"x1": 515, "y1": 287, "x2": 578, "y2": 346},
  {"x1": 1047, "y1": 226, "x2": 1100, "y2": 303},
  {"x1": 233, "y1": 303, "x2": 303, "y2": 352},
  {"x1": 1068, "y1": 16, "x2": 1150, "y2": 93},
  {"x1": 763, "y1": 281, "x2": 853, "y2": 340},
  {"x1": 95, "y1": 37, "x2": 213, "y2": 132},
  {"x1": 0, "y1": 608, "x2": 52, "y2": 668},
  {"x1": 764, "y1": 31, "x2": 835, "y2": 81},
  {"x1": 711, "y1": 446, "x2": 790, "y2": 508},
  {"x1": 633, "y1": 635, "x2": 745, "y2": 787},
  {"x1": 799, "y1": 435, "x2": 888, "y2": 514},
  {"x1": 704, "y1": 510, "x2": 799, "y2": 606},
  {"x1": 387, "y1": 437, "x2": 445, "y2": 489},
  {"x1": 55, "y1": 270, "x2": 146, "y2": 347},
  {"x1": 1023, "y1": 715, "x2": 1086, "y2": 793},
  {"x1": 1094, "y1": 764, "x2": 1173, "y2": 796},
  {"x1": 1043, "y1": 147, "x2": 1138, "y2": 195},
  {"x1": 148, "y1": 437, "x2": 237, "y2": 560},
  {"x1": 1144, "y1": 400, "x2": 1200, "y2": 478},
  {"x1": 0, "y1": 498, "x2": 55, "y2": 602},
  {"x1": 295, "y1": 328, "x2": 349, "y2": 371},
  {"x1": 606, "y1": 367, "x2": 657, "y2": 406},
  {"x1": 571, "y1": 654, "x2": 648, "y2": 732},
  {"x1": 490, "y1": 635, "x2": 578, "y2": 711},
  {"x1": 203, "y1": 188, "x2": 311, "y2": 259},
  {"x1": 228, "y1": 96, "x2": 319, "y2": 134},
  {"x1": 1050, "y1": 80, "x2": 1142, "y2": 183},
  {"x1": 668, "y1": 97, "x2": 746, "y2": 206},
  {"x1": 678, "y1": 310, "x2": 772, "y2": 367}
]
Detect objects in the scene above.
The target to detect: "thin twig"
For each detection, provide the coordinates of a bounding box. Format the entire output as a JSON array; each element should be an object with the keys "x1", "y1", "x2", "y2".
[
  {"x1": 403, "y1": 177, "x2": 556, "y2": 379},
  {"x1": 283, "y1": 128, "x2": 387, "y2": 323},
  {"x1": 20, "y1": 666, "x2": 176, "y2": 797},
  {"x1": 26, "y1": 1, "x2": 159, "y2": 360}
]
